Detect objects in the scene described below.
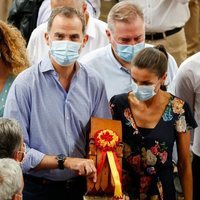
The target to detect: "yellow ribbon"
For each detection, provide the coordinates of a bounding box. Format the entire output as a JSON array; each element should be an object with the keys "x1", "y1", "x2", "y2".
[{"x1": 107, "y1": 151, "x2": 122, "y2": 198}]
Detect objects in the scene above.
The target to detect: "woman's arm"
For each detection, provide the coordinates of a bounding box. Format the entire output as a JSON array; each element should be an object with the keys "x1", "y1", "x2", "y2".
[{"x1": 177, "y1": 131, "x2": 192, "y2": 200}]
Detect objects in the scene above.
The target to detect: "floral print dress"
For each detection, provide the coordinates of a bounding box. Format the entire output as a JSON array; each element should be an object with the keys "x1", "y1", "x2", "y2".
[{"x1": 110, "y1": 93, "x2": 197, "y2": 200}]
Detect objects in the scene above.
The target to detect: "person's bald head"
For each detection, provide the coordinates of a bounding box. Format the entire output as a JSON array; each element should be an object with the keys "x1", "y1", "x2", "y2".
[{"x1": 51, "y1": 0, "x2": 86, "y2": 11}]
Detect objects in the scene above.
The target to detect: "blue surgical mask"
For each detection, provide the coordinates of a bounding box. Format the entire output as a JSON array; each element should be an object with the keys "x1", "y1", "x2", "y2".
[
  {"x1": 115, "y1": 42, "x2": 145, "y2": 62},
  {"x1": 131, "y1": 80, "x2": 156, "y2": 101},
  {"x1": 50, "y1": 40, "x2": 81, "y2": 67}
]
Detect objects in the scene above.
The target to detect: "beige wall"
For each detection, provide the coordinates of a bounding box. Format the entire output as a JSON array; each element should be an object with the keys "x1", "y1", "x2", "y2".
[
  {"x1": 100, "y1": 0, "x2": 118, "y2": 22},
  {"x1": 0, "y1": 0, "x2": 12, "y2": 22}
]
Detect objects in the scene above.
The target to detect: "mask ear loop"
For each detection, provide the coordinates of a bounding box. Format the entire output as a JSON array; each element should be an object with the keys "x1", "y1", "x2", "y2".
[{"x1": 130, "y1": 79, "x2": 138, "y2": 94}]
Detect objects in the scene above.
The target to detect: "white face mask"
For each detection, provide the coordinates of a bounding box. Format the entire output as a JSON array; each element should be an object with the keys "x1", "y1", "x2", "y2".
[
  {"x1": 131, "y1": 80, "x2": 156, "y2": 101},
  {"x1": 50, "y1": 40, "x2": 81, "y2": 67}
]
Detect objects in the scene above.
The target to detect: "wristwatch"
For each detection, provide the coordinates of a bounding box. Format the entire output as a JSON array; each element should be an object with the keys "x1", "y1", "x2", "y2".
[{"x1": 56, "y1": 154, "x2": 66, "y2": 170}]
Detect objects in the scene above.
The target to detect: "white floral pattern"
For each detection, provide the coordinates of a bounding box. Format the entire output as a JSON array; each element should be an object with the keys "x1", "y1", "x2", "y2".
[
  {"x1": 175, "y1": 116, "x2": 187, "y2": 132},
  {"x1": 146, "y1": 150, "x2": 157, "y2": 165}
]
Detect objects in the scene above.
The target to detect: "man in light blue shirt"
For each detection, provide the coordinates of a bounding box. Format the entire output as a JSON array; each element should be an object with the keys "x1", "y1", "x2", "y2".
[{"x1": 4, "y1": 7, "x2": 111, "y2": 200}]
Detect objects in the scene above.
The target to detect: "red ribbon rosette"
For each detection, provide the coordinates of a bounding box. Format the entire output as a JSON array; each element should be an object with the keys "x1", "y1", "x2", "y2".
[
  {"x1": 94, "y1": 129, "x2": 122, "y2": 199},
  {"x1": 94, "y1": 129, "x2": 120, "y2": 151}
]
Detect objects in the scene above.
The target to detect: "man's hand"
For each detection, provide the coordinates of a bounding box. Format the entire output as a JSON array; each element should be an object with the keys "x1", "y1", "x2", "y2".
[{"x1": 65, "y1": 157, "x2": 97, "y2": 182}]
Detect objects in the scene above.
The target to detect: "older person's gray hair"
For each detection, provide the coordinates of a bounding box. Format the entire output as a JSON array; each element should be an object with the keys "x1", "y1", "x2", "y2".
[
  {"x1": 0, "y1": 158, "x2": 23, "y2": 200},
  {"x1": 0, "y1": 118, "x2": 23, "y2": 159},
  {"x1": 107, "y1": 0, "x2": 144, "y2": 33}
]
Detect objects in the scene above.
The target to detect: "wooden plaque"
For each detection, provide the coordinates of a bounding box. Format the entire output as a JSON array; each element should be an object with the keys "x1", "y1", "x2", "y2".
[{"x1": 85, "y1": 117, "x2": 123, "y2": 198}]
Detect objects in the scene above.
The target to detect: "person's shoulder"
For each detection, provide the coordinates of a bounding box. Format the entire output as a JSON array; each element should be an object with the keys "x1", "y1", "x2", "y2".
[
  {"x1": 89, "y1": 17, "x2": 107, "y2": 37},
  {"x1": 30, "y1": 22, "x2": 47, "y2": 37},
  {"x1": 170, "y1": 94, "x2": 198, "y2": 130},
  {"x1": 175, "y1": 52, "x2": 200, "y2": 81},
  {"x1": 79, "y1": 62, "x2": 103, "y2": 82},
  {"x1": 110, "y1": 93, "x2": 129, "y2": 105},
  {"x1": 92, "y1": 17, "x2": 107, "y2": 28},
  {"x1": 14, "y1": 64, "x2": 40, "y2": 85},
  {"x1": 179, "y1": 52, "x2": 200, "y2": 71},
  {"x1": 79, "y1": 45, "x2": 109, "y2": 63},
  {"x1": 169, "y1": 93, "x2": 187, "y2": 106}
]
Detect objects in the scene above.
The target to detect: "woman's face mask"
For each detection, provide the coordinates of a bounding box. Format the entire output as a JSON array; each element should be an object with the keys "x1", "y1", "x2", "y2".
[{"x1": 131, "y1": 80, "x2": 157, "y2": 101}]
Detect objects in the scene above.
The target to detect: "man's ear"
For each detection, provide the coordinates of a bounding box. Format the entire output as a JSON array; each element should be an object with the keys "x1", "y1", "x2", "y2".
[
  {"x1": 13, "y1": 151, "x2": 21, "y2": 163},
  {"x1": 162, "y1": 72, "x2": 167, "y2": 82},
  {"x1": 13, "y1": 151, "x2": 18, "y2": 162},
  {"x1": 82, "y1": 2, "x2": 87, "y2": 14},
  {"x1": 106, "y1": 29, "x2": 112, "y2": 43},
  {"x1": 82, "y1": 34, "x2": 89, "y2": 48},
  {"x1": 45, "y1": 32, "x2": 50, "y2": 46}
]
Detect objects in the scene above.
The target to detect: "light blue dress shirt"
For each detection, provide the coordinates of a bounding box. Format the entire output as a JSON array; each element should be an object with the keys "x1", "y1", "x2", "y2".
[{"x1": 4, "y1": 56, "x2": 111, "y2": 181}]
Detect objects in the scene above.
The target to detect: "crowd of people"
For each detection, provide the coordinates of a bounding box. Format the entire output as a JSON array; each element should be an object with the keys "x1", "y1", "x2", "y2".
[{"x1": 0, "y1": 0, "x2": 200, "y2": 200}]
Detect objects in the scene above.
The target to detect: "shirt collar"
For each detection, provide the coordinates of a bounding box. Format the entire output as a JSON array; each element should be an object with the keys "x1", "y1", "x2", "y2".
[
  {"x1": 107, "y1": 44, "x2": 131, "y2": 74},
  {"x1": 39, "y1": 55, "x2": 81, "y2": 75},
  {"x1": 39, "y1": 55, "x2": 54, "y2": 73}
]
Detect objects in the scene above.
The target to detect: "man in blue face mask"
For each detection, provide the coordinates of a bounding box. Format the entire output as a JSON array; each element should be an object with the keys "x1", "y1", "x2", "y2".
[
  {"x1": 4, "y1": 7, "x2": 111, "y2": 200},
  {"x1": 79, "y1": 1, "x2": 178, "y2": 101}
]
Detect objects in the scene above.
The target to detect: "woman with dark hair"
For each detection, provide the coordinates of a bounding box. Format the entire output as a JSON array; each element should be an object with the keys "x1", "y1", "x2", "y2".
[
  {"x1": 0, "y1": 20, "x2": 29, "y2": 117},
  {"x1": 110, "y1": 45, "x2": 196, "y2": 200}
]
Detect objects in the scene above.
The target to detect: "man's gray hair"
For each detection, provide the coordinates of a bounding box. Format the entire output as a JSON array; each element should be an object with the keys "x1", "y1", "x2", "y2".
[
  {"x1": 107, "y1": 0, "x2": 144, "y2": 32},
  {"x1": 47, "y1": 6, "x2": 86, "y2": 34},
  {"x1": 0, "y1": 118, "x2": 23, "y2": 158},
  {"x1": 0, "y1": 158, "x2": 22, "y2": 200}
]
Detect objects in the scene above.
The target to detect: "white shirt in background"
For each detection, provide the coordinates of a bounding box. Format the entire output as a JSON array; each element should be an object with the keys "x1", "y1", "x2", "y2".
[
  {"x1": 86, "y1": 0, "x2": 101, "y2": 18},
  {"x1": 130, "y1": 0, "x2": 190, "y2": 32},
  {"x1": 37, "y1": 0, "x2": 51, "y2": 27},
  {"x1": 173, "y1": 52, "x2": 200, "y2": 155}
]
